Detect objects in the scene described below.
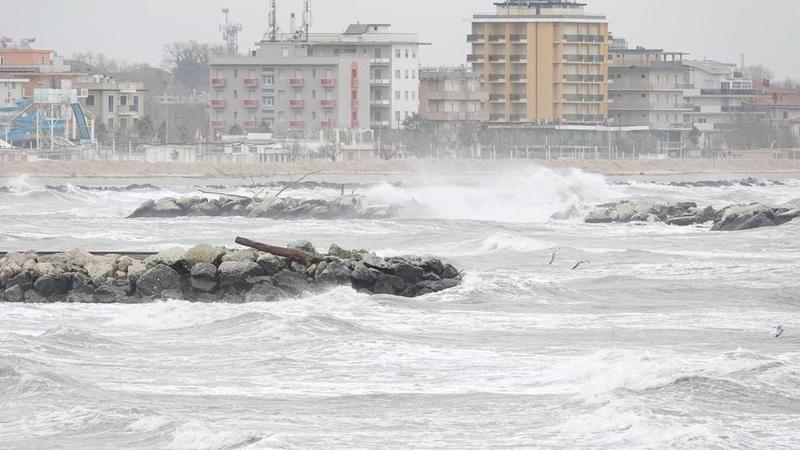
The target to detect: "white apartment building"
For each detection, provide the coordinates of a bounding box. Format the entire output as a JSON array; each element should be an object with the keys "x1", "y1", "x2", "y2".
[{"x1": 683, "y1": 60, "x2": 757, "y2": 133}]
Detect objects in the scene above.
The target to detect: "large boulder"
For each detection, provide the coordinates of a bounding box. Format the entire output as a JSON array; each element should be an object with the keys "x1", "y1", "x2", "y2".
[
  {"x1": 776, "y1": 208, "x2": 800, "y2": 225},
  {"x1": 244, "y1": 282, "x2": 284, "y2": 302},
  {"x1": 272, "y1": 270, "x2": 311, "y2": 296},
  {"x1": 32, "y1": 274, "x2": 71, "y2": 298},
  {"x1": 129, "y1": 197, "x2": 184, "y2": 218},
  {"x1": 190, "y1": 263, "x2": 219, "y2": 293},
  {"x1": 2, "y1": 285, "x2": 25, "y2": 303},
  {"x1": 182, "y1": 245, "x2": 226, "y2": 266},
  {"x1": 287, "y1": 240, "x2": 317, "y2": 255},
  {"x1": 257, "y1": 254, "x2": 287, "y2": 276},
  {"x1": 144, "y1": 247, "x2": 187, "y2": 271},
  {"x1": 85, "y1": 255, "x2": 116, "y2": 282},
  {"x1": 316, "y1": 261, "x2": 353, "y2": 286},
  {"x1": 350, "y1": 263, "x2": 380, "y2": 290},
  {"x1": 711, "y1": 204, "x2": 777, "y2": 232},
  {"x1": 218, "y1": 261, "x2": 264, "y2": 289},
  {"x1": 136, "y1": 264, "x2": 181, "y2": 297}
]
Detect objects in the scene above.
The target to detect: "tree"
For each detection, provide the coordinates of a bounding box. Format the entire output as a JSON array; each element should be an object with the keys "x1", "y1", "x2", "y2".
[
  {"x1": 688, "y1": 126, "x2": 701, "y2": 150},
  {"x1": 94, "y1": 122, "x2": 109, "y2": 144},
  {"x1": 162, "y1": 41, "x2": 223, "y2": 93},
  {"x1": 743, "y1": 65, "x2": 774, "y2": 83},
  {"x1": 320, "y1": 143, "x2": 341, "y2": 161},
  {"x1": 136, "y1": 116, "x2": 155, "y2": 143},
  {"x1": 401, "y1": 113, "x2": 434, "y2": 158},
  {"x1": 258, "y1": 119, "x2": 273, "y2": 133},
  {"x1": 157, "y1": 122, "x2": 167, "y2": 144},
  {"x1": 228, "y1": 124, "x2": 243, "y2": 135}
]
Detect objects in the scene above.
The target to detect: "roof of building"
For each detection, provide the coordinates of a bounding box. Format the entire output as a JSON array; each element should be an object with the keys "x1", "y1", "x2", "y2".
[
  {"x1": 343, "y1": 23, "x2": 391, "y2": 35},
  {"x1": 745, "y1": 81, "x2": 800, "y2": 108}
]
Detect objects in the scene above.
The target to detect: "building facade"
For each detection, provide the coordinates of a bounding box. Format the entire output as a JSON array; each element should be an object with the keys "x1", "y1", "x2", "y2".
[
  {"x1": 209, "y1": 23, "x2": 425, "y2": 138},
  {"x1": 608, "y1": 42, "x2": 693, "y2": 147},
  {"x1": 419, "y1": 66, "x2": 488, "y2": 138},
  {"x1": 0, "y1": 78, "x2": 28, "y2": 107},
  {"x1": 76, "y1": 77, "x2": 146, "y2": 135},
  {"x1": 683, "y1": 60, "x2": 757, "y2": 134},
  {"x1": 469, "y1": 0, "x2": 609, "y2": 125},
  {"x1": 0, "y1": 48, "x2": 85, "y2": 95}
]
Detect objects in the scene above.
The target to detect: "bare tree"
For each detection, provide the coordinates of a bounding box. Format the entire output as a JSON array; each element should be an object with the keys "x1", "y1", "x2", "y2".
[
  {"x1": 743, "y1": 64, "x2": 774, "y2": 83},
  {"x1": 162, "y1": 41, "x2": 224, "y2": 94}
]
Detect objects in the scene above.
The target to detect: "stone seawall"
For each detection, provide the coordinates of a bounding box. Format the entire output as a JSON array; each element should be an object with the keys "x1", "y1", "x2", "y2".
[{"x1": 0, "y1": 241, "x2": 462, "y2": 304}]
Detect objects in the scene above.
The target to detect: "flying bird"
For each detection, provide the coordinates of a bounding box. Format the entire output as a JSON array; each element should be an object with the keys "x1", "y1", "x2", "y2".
[
  {"x1": 572, "y1": 260, "x2": 591, "y2": 270},
  {"x1": 548, "y1": 248, "x2": 560, "y2": 265},
  {"x1": 775, "y1": 325, "x2": 785, "y2": 338}
]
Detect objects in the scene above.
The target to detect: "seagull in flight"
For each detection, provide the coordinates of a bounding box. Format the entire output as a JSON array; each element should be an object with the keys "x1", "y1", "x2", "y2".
[
  {"x1": 572, "y1": 260, "x2": 591, "y2": 270},
  {"x1": 548, "y1": 248, "x2": 560, "y2": 265},
  {"x1": 775, "y1": 325, "x2": 785, "y2": 338}
]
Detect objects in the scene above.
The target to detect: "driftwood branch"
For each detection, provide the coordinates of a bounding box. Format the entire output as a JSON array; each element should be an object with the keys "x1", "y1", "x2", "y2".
[
  {"x1": 274, "y1": 170, "x2": 322, "y2": 198},
  {"x1": 198, "y1": 190, "x2": 251, "y2": 200},
  {"x1": 235, "y1": 237, "x2": 321, "y2": 267}
]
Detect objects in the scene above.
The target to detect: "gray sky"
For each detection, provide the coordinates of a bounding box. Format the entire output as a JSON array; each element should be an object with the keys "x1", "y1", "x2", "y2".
[{"x1": 2, "y1": 0, "x2": 798, "y2": 78}]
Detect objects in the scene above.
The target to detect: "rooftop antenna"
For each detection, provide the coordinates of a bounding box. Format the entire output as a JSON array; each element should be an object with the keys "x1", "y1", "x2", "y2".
[
  {"x1": 267, "y1": 0, "x2": 280, "y2": 42},
  {"x1": 19, "y1": 37, "x2": 36, "y2": 49},
  {"x1": 302, "y1": 0, "x2": 312, "y2": 42},
  {"x1": 0, "y1": 37, "x2": 12, "y2": 48},
  {"x1": 220, "y1": 9, "x2": 243, "y2": 56}
]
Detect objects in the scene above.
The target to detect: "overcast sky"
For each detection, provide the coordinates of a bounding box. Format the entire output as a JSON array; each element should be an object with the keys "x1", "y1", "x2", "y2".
[{"x1": 2, "y1": 0, "x2": 798, "y2": 78}]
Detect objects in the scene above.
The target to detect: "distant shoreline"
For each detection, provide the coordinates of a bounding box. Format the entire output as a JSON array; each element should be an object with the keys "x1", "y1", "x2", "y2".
[{"x1": 1, "y1": 159, "x2": 799, "y2": 185}]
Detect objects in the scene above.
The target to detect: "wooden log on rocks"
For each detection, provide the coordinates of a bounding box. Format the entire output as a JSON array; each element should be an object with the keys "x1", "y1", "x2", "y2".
[{"x1": 235, "y1": 237, "x2": 321, "y2": 267}]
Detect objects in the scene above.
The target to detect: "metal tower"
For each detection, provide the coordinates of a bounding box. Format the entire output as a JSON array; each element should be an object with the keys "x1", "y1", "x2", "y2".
[{"x1": 220, "y1": 8, "x2": 243, "y2": 56}]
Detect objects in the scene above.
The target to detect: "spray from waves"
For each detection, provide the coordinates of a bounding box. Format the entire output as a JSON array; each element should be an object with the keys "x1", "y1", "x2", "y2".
[{"x1": 363, "y1": 166, "x2": 624, "y2": 223}]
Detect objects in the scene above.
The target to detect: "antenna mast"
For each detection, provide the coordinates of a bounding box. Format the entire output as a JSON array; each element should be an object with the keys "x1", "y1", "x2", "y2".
[
  {"x1": 302, "y1": 0, "x2": 312, "y2": 42},
  {"x1": 268, "y1": 0, "x2": 280, "y2": 42},
  {"x1": 220, "y1": 8, "x2": 243, "y2": 56}
]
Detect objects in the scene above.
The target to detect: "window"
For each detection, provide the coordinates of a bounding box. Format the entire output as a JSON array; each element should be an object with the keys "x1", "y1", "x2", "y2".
[
  {"x1": 405, "y1": 91, "x2": 409, "y2": 100},
  {"x1": 108, "y1": 95, "x2": 114, "y2": 112},
  {"x1": 405, "y1": 70, "x2": 409, "y2": 79},
  {"x1": 0, "y1": 57, "x2": 4, "y2": 65},
  {"x1": 119, "y1": 95, "x2": 127, "y2": 106},
  {"x1": 405, "y1": 49, "x2": 409, "y2": 58},
  {"x1": 412, "y1": 91, "x2": 416, "y2": 100},
  {"x1": 395, "y1": 49, "x2": 401, "y2": 58},
  {"x1": 395, "y1": 70, "x2": 401, "y2": 80},
  {"x1": 412, "y1": 51, "x2": 416, "y2": 58},
  {"x1": 264, "y1": 96, "x2": 275, "y2": 106},
  {"x1": 312, "y1": 111, "x2": 317, "y2": 120},
  {"x1": 86, "y1": 94, "x2": 95, "y2": 106},
  {"x1": 395, "y1": 91, "x2": 400, "y2": 100},
  {"x1": 412, "y1": 70, "x2": 416, "y2": 79},
  {"x1": 108, "y1": 118, "x2": 114, "y2": 129},
  {"x1": 395, "y1": 111, "x2": 401, "y2": 122},
  {"x1": 234, "y1": 111, "x2": 238, "y2": 120},
  {"x1": 312, "y1": 69, "x2": 317, "y2": 79},
  {"x1": 132, "y1": 96, "x2": 139, "y2": 112},
  {"x1": 312, "y1": 90, "x2": 317, "y2": 100},
  {"x1": 264, "y1": 74, "x2": 274, "y2": 85},
  {"x1": 234, "y1": 90, "x2": 239, "y2": 99},
  {"x1": 39, "y1": 56, "x2": 46, "y2": 65},
  {"x1": 234, "y1": 69, "x2": 238, "y2": 79}
]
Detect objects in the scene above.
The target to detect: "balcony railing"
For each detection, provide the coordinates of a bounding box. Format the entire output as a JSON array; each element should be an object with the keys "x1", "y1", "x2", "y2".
[
  {"x1": 320, "y1": 99, "x2": 336, "y2": 108},
  {"x1": 488, "y1": 34, "x2": 506, "y2": 43},
  {"x1": 467, "y1": 34, "x2": 484, "y2": 43},
  {"x1": 244, "y1": 120, "x2": 258, "y2": 128},
  {"x1": 244, "y1": 99, "x2": 259, "y2": 108},
  {"x1": 370, "y1": 79, "x2": 391, "y2": 86},
  {"x1": 321, "y1": 120, "x2": 337, "y2": 128},
  {"x1": 699, "y1": 88, "x2": 757, "y2": 96},
  {"x1": 210, "y1": 120, "x2": 225, "y2": 128},
  {"x1": 289, "y1": 78, "x2": 304, "y2": 87},
  {"x1": 563, "y1": 74, "x2": 605, "y2": 83},
  {"x1": 489, "y1": 55, "x2": 506, "y2": 63},
  {"x1": 562, "y1": 94, "x2": 605, "y2": 102},
  {"x1": 320, "y1": 78, "x2": 336, "y2": 87},
  {"x1": 289, "y1": 120, "x2": 305, "y2": 128},
  {"x1": 289, "y1": 99, "x2": 305, "y2": 108},
  {"x1": 509, "y1": 34, "x2": 527, "y2": 43},
  {"x1": 370, "y1": 120, "x2": 390, "y2": 128},
  {"x1": 563, "y1": 114, "x2": 605, "y2": 123},
  {"x1": 370, "y1": 99, "x2": 391, "y2": 107},
  {"x1": 211, "y1": 99, "x2": 225, "y2": 108},
  {"x1": 563, "y1": 35, "x2": 605, "y2": 43},
  {"x1": 510, "y1": 94, "x2": 527, "y2": 103},
  {"x1": 510, "y1": 74, "x2": 527, "y2": 83},
  {"x1": 489, "y1": 94, "x2": 506, "y2": 102},
  {"x1": 211, "y1": 78, "x2": 225, "y2": 88},
  {"x1": 243, "y1": 78, "x2": 259, "y2": 87},
  {"x1": 510, "y1": 55, "x2": 527, "y2": 63},
  {"x1": 370, "y1": 58, "x2": 391, "y2": 65},
  {"x1": 467, "y1": 54, "x2": 485, "y2": 62},
  {"x1": 488, "y1": 74, "x2": 506, "y2": 83},
  {"x1": 563, "y1": 55, "x2": 605, "y2": 63}
]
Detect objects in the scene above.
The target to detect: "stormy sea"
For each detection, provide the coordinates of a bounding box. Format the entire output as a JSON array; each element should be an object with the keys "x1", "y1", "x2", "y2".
[{"x1": 1, "y1": 168, "x2": 799, "y2": 449}]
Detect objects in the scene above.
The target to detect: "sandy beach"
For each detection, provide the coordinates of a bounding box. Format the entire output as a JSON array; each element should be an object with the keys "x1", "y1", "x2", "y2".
[{"x1": 1, "y1": 158, "x2": 800, "y2": 186}]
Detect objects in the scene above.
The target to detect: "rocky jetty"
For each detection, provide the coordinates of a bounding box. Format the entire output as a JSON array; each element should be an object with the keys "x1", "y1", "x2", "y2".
[
  {"x1": 585, "y1": 200, "x2": 800, "y2": 231},
  {"x1": 128, "y1": 196, "x2": 408, "y2": 220},
  {"x1": 0, "y1": 240, "x2": 462, "y2": 304}
]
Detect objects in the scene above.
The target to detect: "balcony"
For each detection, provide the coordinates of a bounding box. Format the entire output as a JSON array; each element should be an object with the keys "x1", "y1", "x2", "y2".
[
  {"x1": 562, "y1": 94, "x2": 605, "y2": 103},
  {"x1": 320, "y1": 78, "x2": 336, "y2": 87},
  {"x1": 320, "y1": 99, "x2": 336, "y2": 108},
  {"x1": 244, "y1": 120, "x2": 258, "y2": 128},
  {"x1": 488, "y1": 34, "x2": 506, "y2": 43},
  {"x1": 210, "y1": 120, "x2": 225, "y2": 128},
  {"x1": 371, "y1": 120, "x2": 391, "y2": 128},
  {"x1": 289, "y1": 99, "x2": 305, "y2": 108},
  {"x1": 467, "y1": 54, "x2": 485, "y2": 62},
  {"x1": 370, "y1": 99, "x2": 391, "y2": 107},
  {"x1": 510, "y1": 94, "x2": 527, "y2": 103},
  {"x1": 211, "y1": 78, "x2": 225, "y2": 88},
  {"x1": 243, "y1": 99, "x2": 259, "y2": 109},
  {"x1": 563, "y1": 35, "x2": 605, "y2": 44},
  {"x1": 510, "y1": 34, "x2": 527, "y2": 43},
  {"x1": 510, "y1": 55, "x2": 527, "y2": 64},
  {"x1": 210, "y1": 99, "x2": 226, "y2": 108},
  {"x1": 488, "y1": 74, "x2": 506, "y2": 83},
  {"x1": 370, "y1": 58, "x2": 391, "y2": 65},
  {"x1": 352, "y1": 98, "x2": 360, "y2": 109},
  {"x1": 563, "y1": 74, "x2": 605, "y2": 83},
  {"x1": 321, "y1": 120, "x2": 337, "y2": 128},
  {"x1": 243, "y1": 78, "x2": 259, "y2": 88},
  {"x1": 489, "y1": 94, "x2": 506, "y2": 103},
  {"x1": 563, "y1": 55, "x2": 605, "y2": 63},
  {"x1": 563, "y1": 114, "x2": 605, "y2": 123},
  {"x1": 467, "y1": 34, "x2": 484, "y2": 43},
  {"x1": 699, "y1": 88, "x2": 757, "y2": 96},
  {"x1": 489, "y1": 55, "x2": 506, "y2": 63},
  {"x1": 370, "y1": 79, "x2": 391, "y2": 86},
  {"x1": 289, "y1": 120, "x2": 305, "y2": 128},
  {"x1": 510, "y1": 74, "x2": 527, "y2": 83},
  {"x1": 289, "y1": 78, "x2": 304, "y2": 87}
]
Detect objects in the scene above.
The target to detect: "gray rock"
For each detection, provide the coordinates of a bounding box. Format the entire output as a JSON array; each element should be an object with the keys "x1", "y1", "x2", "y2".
[
  {"x1": 287, "y1": 240, "x2": 317, "y2": 255},
  {"x1": 244, "y1": 282, "x2": 284, "y2": 302},
  {"x1": 362, "y1": 255, "x2": 390, "y2": 271},
  {"x1": 273, "y1": 270, "x2": 310, "y2": 296},
  {"x1": 372, "y1": 273, "x2": 406, "y2": 295},
  {"x1": 190, "y1": 263, "x2": 218, "y2": 292},
  {"x1": 2, "y1": 285, "x2": 25, "y2": 303},
  {"x1": 218, "y1": 261, "x2": 264, "y2": 288},
  {"x1": 776, "y1": 208, "x2": 800, "y2": 225},
  {"x1": 127, "y1": 199, "x2": 155, "y2": 218},
  {"x1": 66, "y1": 286, "x2": 95, "y2": 303},
  {"x1": 85, "y1": 256, "x2": 116, "y2": 282},
  {"x1": 712, "y1": 204, "x2": 777, "y2": 232},
  {"x1": 390, "y1": 262, "x2": 424, "y2": 283},
  {"x1": 328, "y1": 244, "x2": 353, "y2": 259},
  {"x1": 421, "y1": 258, "x2": 444, "y2": 276},
  {"x1": 144, "y1": 247, "x2": 187, "y2": 271},
  {"x1": 183, "y1": 245, "x2": 226, "y2": 266},
  {"x1": 136, "y1": 264, "x2": 181, "y2": 297},
  {"x1": 441, "y1": 264, "x2": 460, "y2": 279},
  {"x1": 418, "y1": 278, "x2": 460, "y2": 293},
  {"x1": 256, "y1": 254, "x2": 286, "y2": 276},
  {"x1": 350, "y1": 263, "x2": 380, "y2": 289},
  {"x1": 6, "y1": 272, "x2": 33, "y2": 291},
  {"x1": 316, "y1": 261, "x2": 353, "y2": 286},
  {"x1": 191, "y1": 200, "x2": 222, "y2": 217},
  {"x1": 94, "y1": 284, "x2": 129, "y2": 303},
  {"x1": 33, "y1": 274, "x2": 71, "y2": 297},
  {"x1": 221, "y1": 249, "x2": 259, "y2": 263}
]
